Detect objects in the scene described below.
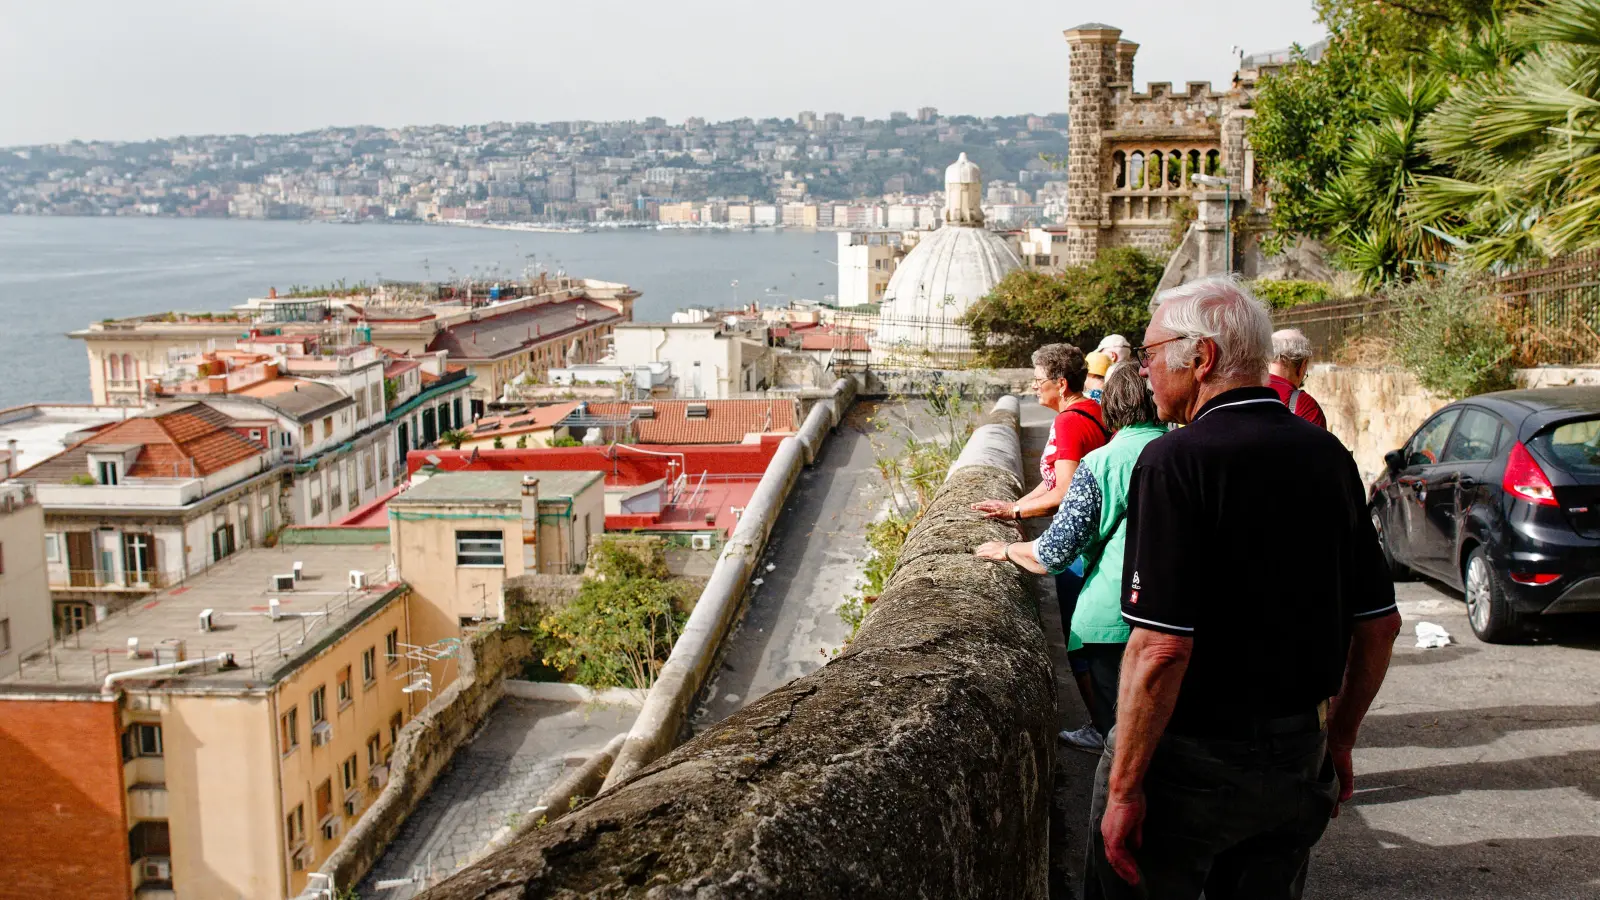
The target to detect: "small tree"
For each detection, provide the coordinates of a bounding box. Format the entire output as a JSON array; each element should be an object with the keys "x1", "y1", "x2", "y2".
[
  {"x1": 439, "y1": 430, "x2": 466, "y2": 449},
  {"x1": 515, "y1": 434, "x2": 528, "y2": 448},
  {"x1": 538, "y1": 542, "x2": 686, "y2": 689}
]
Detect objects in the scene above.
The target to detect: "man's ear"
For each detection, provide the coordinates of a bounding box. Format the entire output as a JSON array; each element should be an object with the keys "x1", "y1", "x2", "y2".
[{"x1": 1192, "y1": 337, "x2": 1219, "y2": 381}]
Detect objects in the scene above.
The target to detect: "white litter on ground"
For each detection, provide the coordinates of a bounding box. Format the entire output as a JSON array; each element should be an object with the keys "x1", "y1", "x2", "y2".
[
  {"x1": 766, "y1": 563, "x2": 777, "y2": 572},
  {"x1": 1415, "y1": 622, "x2": 1452, "y2": 649},
  {"x1": 752, "y1": 577, "x2": 765, "y2": 586}
]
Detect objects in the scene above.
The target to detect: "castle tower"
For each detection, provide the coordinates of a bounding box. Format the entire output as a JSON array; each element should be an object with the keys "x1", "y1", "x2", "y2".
[{"x1": 1062, "y1": 23, "x2": 1124, "y2": 267}]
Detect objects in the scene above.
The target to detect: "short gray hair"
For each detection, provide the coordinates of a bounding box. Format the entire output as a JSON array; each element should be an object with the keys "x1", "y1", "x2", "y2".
[
  {"x1": 1272, "y1": 328, "x2": 1314, "y2": 365},
  {"x1": 1031, "y1": 343, "x2": 1087, "y2": 392},
  {"x1": 1100, "y1": 362, "x2": 1159, "y2": 432},
  {"x1": 1148, "y1": 276, "x2": 1272, "y2": 381}
]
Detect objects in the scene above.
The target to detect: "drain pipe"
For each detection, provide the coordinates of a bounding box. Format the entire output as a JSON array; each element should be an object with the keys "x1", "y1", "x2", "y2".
[{"x1": 103, "y1": 653, "x2": 236, "y2": 694}]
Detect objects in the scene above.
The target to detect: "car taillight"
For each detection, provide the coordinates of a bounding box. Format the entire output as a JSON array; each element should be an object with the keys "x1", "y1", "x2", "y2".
[
  {"x1": 1509, "y1": 572, "x2": 1561, "y2": 585},
  {"x1": 1504, "y1": 441, "x2": 1559, "y2": 506}
]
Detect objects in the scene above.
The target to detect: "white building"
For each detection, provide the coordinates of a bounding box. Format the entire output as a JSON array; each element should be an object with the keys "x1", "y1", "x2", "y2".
[
  {"x1": 612, "y1": 323, "x2": 772, "y2": 399},
  {"x1": 875, "y1": 154, "x2": 1022, "y2": 360},
  {"x1": 836, "y1": 231, "x2": 903, "y2": 308}
]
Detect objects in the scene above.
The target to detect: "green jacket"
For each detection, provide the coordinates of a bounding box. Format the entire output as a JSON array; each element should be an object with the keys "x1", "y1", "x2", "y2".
[{"x1": 1069, "y1": 422, "x2": 1167, "y2": 650}]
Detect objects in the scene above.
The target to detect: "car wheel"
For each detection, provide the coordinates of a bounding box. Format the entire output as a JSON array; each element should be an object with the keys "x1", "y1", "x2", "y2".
[
  {"x1": 1465, "y1": 548, "x2": 1525, "y2": 644},
  {"x1": 1371, "y1": 508, "x2": 1409, "y2": 580}
]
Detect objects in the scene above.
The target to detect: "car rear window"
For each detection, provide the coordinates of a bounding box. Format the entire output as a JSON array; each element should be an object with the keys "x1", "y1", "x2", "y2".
[{"x1": 1530, "y1": 417, "x2": 1600, "y2": 474}]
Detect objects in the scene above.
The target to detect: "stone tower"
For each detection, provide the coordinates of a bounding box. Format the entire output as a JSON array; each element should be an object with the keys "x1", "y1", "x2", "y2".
[
  {"x1": 1062, "y1": 23, "x2": 1127, "y2": 267},
  {"x1": 943, "y1": 153, "x2": 985, "y2": 226}
]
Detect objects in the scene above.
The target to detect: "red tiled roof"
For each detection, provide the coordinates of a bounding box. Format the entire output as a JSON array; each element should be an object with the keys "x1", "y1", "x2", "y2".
[
  {"x1": 14, "y1": 403, "x2": 265, "y2": 483},
  {"x1": 582, "y1": 399, "x2": 797, "y2": 445},
  {"x1": 461, "y1": 402, "x2": 582, "y2": 439},
  {"x1": 800, "y1": 333, "x2": 871, "y2": 352}
]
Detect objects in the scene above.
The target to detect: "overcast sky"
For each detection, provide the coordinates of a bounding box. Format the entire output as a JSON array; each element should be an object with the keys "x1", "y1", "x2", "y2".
[{"x1": 0, "y1": 0, "x2": 1325, "y2": 147}]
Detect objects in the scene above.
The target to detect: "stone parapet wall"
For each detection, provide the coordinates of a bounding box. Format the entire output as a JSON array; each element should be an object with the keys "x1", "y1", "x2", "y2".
[
  {"x1": 307, "y1": 626, "x2": 535, "y2": 896},
  {"x1": 416, "y1": 399, "x2": 1057, "y2": 899}
]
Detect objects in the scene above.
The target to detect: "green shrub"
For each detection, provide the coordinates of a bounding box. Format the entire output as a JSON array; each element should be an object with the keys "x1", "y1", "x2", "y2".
[
  {"x1": 1252, "y1": 279, "x2": 1333, "y2": 310},
  {"x1": 537, "y1": 541, "x2": 686, "y2": 689},
  {"x1": 549, "y1": 434, "x2": 583, "y2": 447},
  {"x1": 1389, "y1": 271, "x2": 1516, "y2": 398}
]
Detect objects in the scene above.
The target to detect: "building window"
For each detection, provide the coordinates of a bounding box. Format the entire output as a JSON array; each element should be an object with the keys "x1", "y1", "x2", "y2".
[
  {"x1": 97, "y1": 460, "x2": 119, "y2": 485},
  {"x1": 286, "y1": 804, "x2": 306, "y2": 848},
  {"x1": 455, "y1": 530, "x2": 504, "y2": 567},
  {"x1": 389, "y1": 711, "x2": 403, "y2": 748},
  {"x1": 362, "y1": 646, "x2": 376, "y2": 685},
  {"x1": 355, "y1": 391, "x2": 368, "y2": 421},
  {"x1": 0, "y1": 619, "x2": 9, "y2": 655},
  {"x1": 59, "y1": 602, "x2": 90, "y2": 636},
  {"x1": 336, "y1": 665, "x2": 352, "y2": 708},
  {"x1": 342, "y1": 753, "x2": 359, "y2": 793},
  {"x1": 249, "y1": 428, "x2": 263, "y2": 442},
  {"x1": 379, "y1": 447, "x2": 390, "y2": 483},
  {"x1": 128, "y1": 820, "x2": 171, "y2": 862},
  {"x1": 309, "y1": 476, "x2": 324, "y2": 518},
  {"x1": 367, "y1": 733, "x2": 382, "y2": 768},
  {"x1": 122, "y1": 723, "x2": 163, "y2": 759},
  {"x1": 346, "y1": 459, "x2": 358, "y2": 509},
  {"x1": 315, "y1": 779, "x2": 334, "y2": 824},
  {"x1": 385, "y1": 628, "x2": 399, "y2": 665},
  {"x1": 328, "y1": 468, "x2": 342, "y2": 512},
  {"x1": 44, "y1": 533, "x2": 60, "y2": 562},
  {"x1": 362, "y1": 451, "x2": 375, "y2": 489},
  {"x1": 311, "y1": 685, "x2": 327, "y2": 724},
  {"x1": 211, "y1": 524, "x2": 236, "y2": 563},
  {"x1": 302, "y1": 423, "x2": 315, "y2": 446},
  {"x1": 280, "y1": 706, "x2": 299, "y2": 754},
  {"x1": 370, "y1": 383, "x2": 383, "y2": 415},
  {"x1": 322, "y1": 416, "x2": 334, "y2": 440}
]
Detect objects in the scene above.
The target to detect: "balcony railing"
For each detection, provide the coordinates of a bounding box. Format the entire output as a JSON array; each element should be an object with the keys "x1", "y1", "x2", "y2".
[{"x1": 50, "y1": 569, "x2": 178, "y2": 591}]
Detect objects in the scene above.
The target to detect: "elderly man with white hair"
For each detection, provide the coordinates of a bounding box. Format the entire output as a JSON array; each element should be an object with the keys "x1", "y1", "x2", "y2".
[
  {"x1": 1087, "y1": 276, "x2": 1401, "y2": 900},
  {"x1": 1268, "y1": 328, "x2": 1327, "y2": 428}
]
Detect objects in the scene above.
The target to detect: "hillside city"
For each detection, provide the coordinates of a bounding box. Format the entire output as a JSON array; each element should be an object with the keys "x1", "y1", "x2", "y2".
[{"x1": 0, "y1": 110, "x2": 1070, "y2": 226}]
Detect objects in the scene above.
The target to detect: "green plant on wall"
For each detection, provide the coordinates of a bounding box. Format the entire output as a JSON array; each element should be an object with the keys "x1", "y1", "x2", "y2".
[
  {"x1": 538, "y1": 541, "x2": 687, "y2": 689},
  {"x1": 1389, "y1": 270, "x2": 1516, "y2": 398},
  {"x1": 439, "y1": 429, "x2": 467, "y2": 450},
  {"x1": 1252, "y1": 279, "x2": 1333, "y2": 310}
]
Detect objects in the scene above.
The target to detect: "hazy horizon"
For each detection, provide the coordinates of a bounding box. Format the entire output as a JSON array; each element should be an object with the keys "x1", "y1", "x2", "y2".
[{"x1": 0, "y1": 1, "x2": 1323, "y2": 147}]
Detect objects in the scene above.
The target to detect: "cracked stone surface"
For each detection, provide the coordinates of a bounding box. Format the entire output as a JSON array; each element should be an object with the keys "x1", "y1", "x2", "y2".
[
  {"x1": 417, "y1": 404, "x2": 1058, "y2": 899},
  {"x1": 359, "y1": 697, "x2": 634, "y2": 899}
]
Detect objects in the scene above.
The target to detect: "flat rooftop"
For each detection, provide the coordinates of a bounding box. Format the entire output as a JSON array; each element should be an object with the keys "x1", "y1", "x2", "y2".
[
  {"x1": 394, "y1": 470, "x2": 603, "y2": 506},
  {"x1": 1, "y1": 544, "x2": 396, "y2": 692},
  {"x1": 0, "y1": 404, "x2": 135, "y2": 473}
]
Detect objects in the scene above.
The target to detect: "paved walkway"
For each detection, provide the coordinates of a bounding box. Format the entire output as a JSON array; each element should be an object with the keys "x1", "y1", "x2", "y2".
[
  {"x1": 692, "y1": 400, "x2": 904, "y2": 730},
  {"x1": 358, "y1": 697, "x2": 634, "y2": 898}
]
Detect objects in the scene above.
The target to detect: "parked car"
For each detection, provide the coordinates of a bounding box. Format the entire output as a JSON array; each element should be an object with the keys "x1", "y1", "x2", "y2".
[{"x1": 1369, "y1": 387, "x2": 1600, "y2": 642}]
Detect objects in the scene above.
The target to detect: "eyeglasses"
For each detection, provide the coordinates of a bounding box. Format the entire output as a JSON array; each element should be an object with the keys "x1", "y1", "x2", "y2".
[{"x1": 1133, "y1": 336, "x2": 1186, "y2": 367}]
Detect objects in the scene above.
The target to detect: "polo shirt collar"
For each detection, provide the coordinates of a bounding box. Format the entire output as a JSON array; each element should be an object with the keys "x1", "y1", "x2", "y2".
[{"x1": 1193, "y1": 386, "x2": 1281, "y2": 423}]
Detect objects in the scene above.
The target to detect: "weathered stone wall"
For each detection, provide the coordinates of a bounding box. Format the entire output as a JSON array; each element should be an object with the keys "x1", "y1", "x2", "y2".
[
  {"x1": 309, "y1": 626, "x2": 535, "y2": 895},
  {"x1": 859, "y1": 367, "x2": 1033, "y2": 399},
  {"x1": 416, "y1": 401, "x2": 1058, "y2": 900},
  {"x1": 1308, "y1": 364, "x2": 1600, "y2": 485},
  {"x1": 501, "y1": 574, "x2": 585, "y2": 627}
]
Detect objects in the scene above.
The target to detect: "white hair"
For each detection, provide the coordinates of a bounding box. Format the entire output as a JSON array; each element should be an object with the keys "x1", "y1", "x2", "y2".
[
  {"x1": 1272, "y1": 328, "x2": 1314, "y2": 365},
  {"x1": 1148, "y1": 276, "x2": 1272, "y2": 381}
]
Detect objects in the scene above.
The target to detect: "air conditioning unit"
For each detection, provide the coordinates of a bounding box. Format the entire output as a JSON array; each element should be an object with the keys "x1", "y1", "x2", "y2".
[
  {"x1": 198, "y1": 609, "x2": 215, "y2": 633},
  {"x1": 291, "y1": 847, "x2": 309, "y2": 872},
  {"x1": 344, "y1": 790, "x2": 362, "y2": 817},
  {"x1": 292, "y1": 560, "x2": 304, "y2": 581},
  {"x1": 690, "y1": 534, "x2": 713, "y2": 551},
  {"x1": 310, "y1": 721, "x2": 333, "y2": 747},
  {"x1": 320, "y1": 818, "x2": 340, "y2": 841},
  {"x1": 629, "y1": 405, "x2": 655, "y2": 419},
  {"x1": 141, "y1": 857, "x2": 171, "y2": 881},
  {"x1": 272, "y1": 573, "x2": 295, "y2": 591},
  {"x1": 349, "y1": 569, "x2": 368, "y2": 590},
  {"x1": 368, "y1": 765, "x2": 389, "y2": 791}
]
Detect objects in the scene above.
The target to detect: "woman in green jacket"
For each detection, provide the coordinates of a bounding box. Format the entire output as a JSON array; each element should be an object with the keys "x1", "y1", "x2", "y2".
[{"x1": 975, "y1": 362, "x2": 1166, "y2": 752}]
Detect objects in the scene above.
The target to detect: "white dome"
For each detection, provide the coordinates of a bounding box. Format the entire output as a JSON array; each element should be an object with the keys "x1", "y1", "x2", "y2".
[
  {"x1": 875, "y1": 225, "x2": 1021, "y2": 352},
  {"x1": 945, "y1": 152, "x2": 981, "y2": 185}
]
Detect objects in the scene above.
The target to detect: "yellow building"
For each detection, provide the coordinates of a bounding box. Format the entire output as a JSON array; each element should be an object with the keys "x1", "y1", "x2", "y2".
[
  {"x1": 388, "y1": 470, "x2": 604, "y2": 669},
  {"x1": 0, "y1": 544, "x2": 424, "y2": 899}
]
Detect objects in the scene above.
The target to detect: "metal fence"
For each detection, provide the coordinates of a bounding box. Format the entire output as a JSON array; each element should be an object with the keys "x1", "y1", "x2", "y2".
[{"x1": 1270, "y1": 251, "x2": 1600, "y2": 366}]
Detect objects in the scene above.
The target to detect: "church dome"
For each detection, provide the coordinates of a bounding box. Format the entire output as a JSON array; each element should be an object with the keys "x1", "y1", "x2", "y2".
[{"x1": 875, "y1": 154, "x2": 1021, "y2": 355}]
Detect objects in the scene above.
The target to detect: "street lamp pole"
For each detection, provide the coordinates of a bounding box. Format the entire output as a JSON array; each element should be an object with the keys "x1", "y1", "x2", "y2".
[{"x1": 1191, "y1": 174, "x2": 1232, "y2": 273}]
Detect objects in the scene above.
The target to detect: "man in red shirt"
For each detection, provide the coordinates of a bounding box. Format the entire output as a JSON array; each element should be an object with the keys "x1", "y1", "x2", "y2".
[{"x1": 1269, "y1": 328, "x2": 1327, "y2": 429}]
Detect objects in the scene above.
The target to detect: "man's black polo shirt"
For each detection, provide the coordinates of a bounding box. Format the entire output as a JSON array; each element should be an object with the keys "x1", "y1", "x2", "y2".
[{"x1": 1121, "y1": 386, "x2": 1396, "y2": 733}]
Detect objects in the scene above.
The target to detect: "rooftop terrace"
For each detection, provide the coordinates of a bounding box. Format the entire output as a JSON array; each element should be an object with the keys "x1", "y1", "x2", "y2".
[
  {"x1": 0, "y1": 544, "x2": 397, "y2": 692},
  {"x1": 0, "y1": 404, "x2": 135, "y2": 475}
]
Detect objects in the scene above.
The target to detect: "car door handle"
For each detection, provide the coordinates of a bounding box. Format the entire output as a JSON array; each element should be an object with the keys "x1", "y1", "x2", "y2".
[{"x1": 1457, "y1": 476, "x2": 1478, "y2": 488}]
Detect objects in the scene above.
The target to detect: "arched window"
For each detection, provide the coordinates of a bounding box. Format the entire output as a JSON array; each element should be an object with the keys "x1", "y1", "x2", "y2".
[
  {"x1": 1188, "y1": 150, "x2": 1203, "y2": 184},
  {"x1": 1148, "y1": 151, "x2": 1164, "y2": 192},
  {"x1": 1112, "y1": 151, "x2": 1127, "y2": 189},
  {"x1": 108, "y1": 355, "x2": 121, "y2": 382},
  {"x1": 122, "y1": 354, "x2": 135, "y2": 382},
  {"x1": 1129, "y1": 152, "x2": 1145, "y2": 190},
  {"x1": 1168, "y1": 149, "x2": 1184, "y2": 189},
  {"x1": 1205, "y1": 150, "x2": 1222, "y2": 177}
]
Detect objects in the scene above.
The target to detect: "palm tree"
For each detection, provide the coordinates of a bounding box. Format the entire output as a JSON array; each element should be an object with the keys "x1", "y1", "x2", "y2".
[
  {"x1": 1315, "y1": 71, "x2": 1454, "y2": 287},
  {"x1": 1408, "y1": 0, "x2": 1600, "y2": 268}
]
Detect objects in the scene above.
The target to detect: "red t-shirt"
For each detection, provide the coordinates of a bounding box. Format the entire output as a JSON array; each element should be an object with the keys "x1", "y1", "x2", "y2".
[
  {"x1": 1269, "y1": 374, "x2": 1327, "y2": 429},
  {"x1": 1040, "y1": 399, "x2": 1109, "y2": 489}
]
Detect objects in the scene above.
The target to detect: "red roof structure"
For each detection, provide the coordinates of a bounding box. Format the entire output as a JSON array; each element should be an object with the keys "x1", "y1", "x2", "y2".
[
  {"x1": 14, "y1": 403, "x2": 266, "y2": 483},
  {"x1": 581, "y1": 399, "x2": 797, "y2": 445}
]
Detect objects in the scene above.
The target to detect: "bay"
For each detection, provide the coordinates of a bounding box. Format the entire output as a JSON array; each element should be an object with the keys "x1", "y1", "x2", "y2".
[{"x1": 0, "y1": 217, "x2": 838, "y2": 409}]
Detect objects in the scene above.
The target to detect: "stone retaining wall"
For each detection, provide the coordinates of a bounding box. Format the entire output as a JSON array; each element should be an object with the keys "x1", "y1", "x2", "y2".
[
  {"x1": 416, "y1": 398, "x2": 1057, "y2": 899},
  {"x1": 307, "y1": 625, "x2": 535, "y2": 895}
]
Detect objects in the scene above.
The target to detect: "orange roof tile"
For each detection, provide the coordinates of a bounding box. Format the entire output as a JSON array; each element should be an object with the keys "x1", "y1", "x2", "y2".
[{"x1": 14, "y1": 403, "x2": 265, "y2": 483}]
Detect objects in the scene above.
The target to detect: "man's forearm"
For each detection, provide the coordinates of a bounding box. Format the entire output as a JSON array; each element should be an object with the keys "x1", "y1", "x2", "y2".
[
  {"x1": 1108, "y1": 629, "x2": 1193, "y2": 798},
  {"x1": 1328, "y1": 611, "x2": 1401, "y2": 749}
]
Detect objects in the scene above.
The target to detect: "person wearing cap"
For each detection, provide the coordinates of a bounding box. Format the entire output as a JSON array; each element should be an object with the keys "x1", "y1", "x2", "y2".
[
  {"x1": 1269, "y1": 328, "x2": 1327, "y2": 428},
  {"x1": 1085, "y1": 351, "x2": 1112, "y2": 401},
  {"x1": 1097, "y1": 334, "x2": 1134, "y2": 367}
]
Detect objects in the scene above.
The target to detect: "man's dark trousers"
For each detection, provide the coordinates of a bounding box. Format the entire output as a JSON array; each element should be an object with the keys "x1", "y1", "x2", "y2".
[{"x1": 1084, "y1": 727, "x2": 1339, "y2": 900}]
